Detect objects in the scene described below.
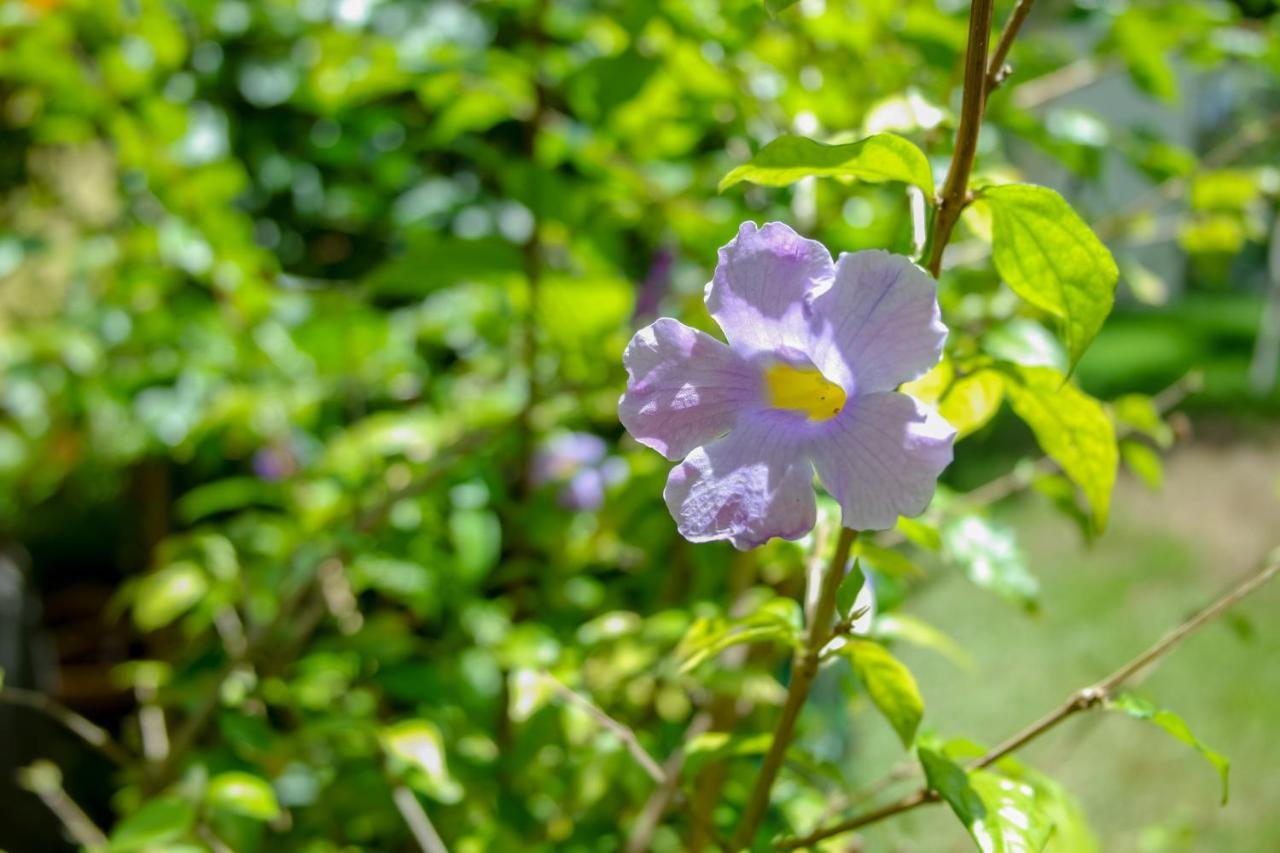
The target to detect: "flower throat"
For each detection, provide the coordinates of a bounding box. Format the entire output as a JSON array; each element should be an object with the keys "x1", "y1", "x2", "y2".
[{"x1": 764, "y1": 362, "x2": 846, "y2": 421}]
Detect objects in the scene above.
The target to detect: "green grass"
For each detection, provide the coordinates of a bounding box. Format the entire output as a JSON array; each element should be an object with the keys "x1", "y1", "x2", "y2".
[{"x1": 847, "y1": 488, "x2": 1280, "y2": 851}]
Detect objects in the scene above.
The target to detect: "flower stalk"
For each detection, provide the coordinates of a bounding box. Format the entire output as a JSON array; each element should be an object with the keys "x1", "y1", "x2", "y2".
[
  {"x1": 926, "y1": 0, "x2": 997, "y2": 277},
  {"x1": 730, "y1": 526, "x2": 858, "y2": 849}
]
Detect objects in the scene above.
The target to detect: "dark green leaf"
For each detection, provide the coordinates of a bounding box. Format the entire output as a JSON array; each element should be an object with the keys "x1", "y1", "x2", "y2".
[
  {"x1": 836, "y1": 559, "x2": 866, "y2": 619},
  {"x1": 719, "y1": 133, "x2": 934, "y2": 194},
  {"x1": 109, "y1": 797, "x2": 196, "y2": 852}
]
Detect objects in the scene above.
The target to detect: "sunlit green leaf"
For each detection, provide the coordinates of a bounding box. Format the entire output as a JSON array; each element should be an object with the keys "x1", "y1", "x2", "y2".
[
  {"x1": 1121, "y1": 439, "x2": 1163, "y2": 490},
  {"x1": 1111, "y1": 393, "x2": 1173, "y2": 448},
  {"x1": 1106, "y1": 693, "x2": 1230, "y2": 803},
  {"x1": 942, "y1": 515, "x2": 1039, "y2": 610},
  {"x1": 207, "y1": 771, "x2": 281, "y2": 821},
  {"x1": 683, "y1": 731, "x2": 772, "y2": 774},
  {"x1": 1000, "y1": 364, "x2": 1118, "y2": 531},
  {"x1": 842, "y1": 639, "x2": 923, "y2": 747},
  {"x1": 903, "y1": 362, "x2": 1004, "y2": 440},
  {"x1": 132, "y1": 562, "x2": 208, "y2": 631},
  {"x1": 719, "y1": 133, "x2": 934, "y2": 194},
  {"x1": 875, "y1": 613, "x2": 973, "y2": 670},
  {"x1": 919, "y1": 748, "x2": 1053, "y2": 853},
  {"x1": 382, "y1": 720, "x2": 464, "y2": 804},
  {"x1": 982, "y1": 184, "x2": 1118, "y2": 369}
]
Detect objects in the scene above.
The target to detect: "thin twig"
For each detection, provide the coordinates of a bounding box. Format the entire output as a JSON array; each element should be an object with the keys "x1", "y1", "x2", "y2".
[
  {"x1": 1, "y1": 687, "x2": 132, "y2": 767},
  {"x1": 985, "y1": 0, "x2": 1036, "y2": 92},
  {"x1": 542, "y1": 673, "x2": 667, "y2": 786},
  {"x1": 729, "y1": 527, "x2": 858, "y2": 849},
  {"x1": 393, "y1": 785, "x2": 450, "y2": 853},
  {"x1": 777, "y1": 547, "x2": 1280, "y2": 849},
  {"x1": 926, "y1": 0, "x2": 996, "y2": 277},
  {"x1": 18, "y1": 761, "x2": 110, "y2": 849}
]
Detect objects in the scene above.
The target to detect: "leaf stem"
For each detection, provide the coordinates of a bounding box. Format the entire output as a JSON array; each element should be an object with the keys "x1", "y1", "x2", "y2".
[
  {"x1": 542, "y1": 672, "x2": 668, "y2": 785},
  {"x1": 1, "y1": 687, "x2": 132, "y2": 768},
  {"x1": 985, "y1": 0, "x2": 1037, "y2": 92},
  {"x1": 926, "y1": 0, "x2": 996, "y2": 277},
  {"x1": 730, "y1": 526, "x2": 858, "y2": 849},
  {"x1": 776, "y1": 547, "x2": 1280, "y2": 849}
]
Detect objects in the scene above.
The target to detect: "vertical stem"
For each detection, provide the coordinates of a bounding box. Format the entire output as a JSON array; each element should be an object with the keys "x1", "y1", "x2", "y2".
[
  {"x1": 926, "y1": 0, "x2": 996, "y2": 277},
  {"x1": 392, "y1": 785, "x2": 450, "y2": 853},
  {"x1": 729, "y1": 526, "x2": 858, "y2": 849}
]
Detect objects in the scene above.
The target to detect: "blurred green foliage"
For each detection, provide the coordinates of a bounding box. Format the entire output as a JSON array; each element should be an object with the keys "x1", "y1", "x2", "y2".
[{"x1": 0, "y1": 0, "x2": 1277, "y2": 850}]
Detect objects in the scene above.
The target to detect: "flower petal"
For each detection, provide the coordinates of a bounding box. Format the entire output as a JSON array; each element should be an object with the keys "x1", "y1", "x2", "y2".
[
  {"x1": 806, "y1": 250, "x2": 946, "y2": 394},
  {"x1": 809, "y1": 391, "x2": 955, "y2": 531},
  {"x1": 705, "y1": 221, "x2": 835, "y2": 357},
  {"x1": 664, "y1": 413, "x2": 816, "y2": 550},
  {"x1": 619, "y1": 318, "x2": 761, "y2": 461}
]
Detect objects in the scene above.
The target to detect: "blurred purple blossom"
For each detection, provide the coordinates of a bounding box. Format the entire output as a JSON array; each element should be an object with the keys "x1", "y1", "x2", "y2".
[{"x1": 531, "y1": 432, "x2": 628, "y2": 511}]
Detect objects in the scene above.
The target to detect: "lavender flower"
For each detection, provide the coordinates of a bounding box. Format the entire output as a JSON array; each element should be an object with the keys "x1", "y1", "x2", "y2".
[
  {"x1": 531, "y1": 432, "x2": 628, "y2": 512},
  {"x1": 619, "y1": 222, "x2": 955, "y2": 549}
]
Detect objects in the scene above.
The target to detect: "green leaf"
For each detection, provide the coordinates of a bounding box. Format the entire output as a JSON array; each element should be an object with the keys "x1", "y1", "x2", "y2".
[
  {"x1": 936, "y1": 739, "x2": 1098, "y2": 853},
  {"x1": 109, "y1": 797, "x2": 197, "y2": 852},
  {"x1": 132, "y1": 562, "x2": 208, "y2": 632},
  {"x1": 942, "y1": 515, "x2": 1039, "y2": 610},
  {"x1": 1111, "y1": 393, "x2": 1173, "y2": 448},
  {"x1": 683, "y1": 731, "x2": 772, "y2": 775},
  {"x1": 875, "y1": 613, "x2": 973, "y2": 670},
  {"x1": 764, "y1": 0, "x2": 800, "y2": 15},
  {"x1": 1000, "y1": 364, "x2": 1118, "y2": 531},
  {"x1": 842, "y1": 639, "x2": 923, "y2": 747},
  {"x1": 836, "y1": 559, "x2": 866, "y2": 620},
  {"x1": 919, "y1": 748, "x2": 1054, "y2": 853},
  {"x1": 207, "y1": 771, "x2": 281, "y2": 821},
  {"x1": 1106, "y1": 693, "x2": 1230, "y2": 803},
  {"x1": 676, "y1": 597, "x2": 802, "y2": 673},
  {"x1": 719, "y1": 133, "x2": 934, "y2": 195},
  {"x1": 678, "y1": 623, "x2": 796, "y2": 674},
  {"x1": 895, "y1": 516, "x2": 942, "y2": 551},
  {"x1": 982, "y1": 184, "x2": 1118, "y2": 369},
  {"x1": 382, "y1": 720, "x2": 464, "y2": 804},
  {"x1": 854, "y1": 541, "x2": 924, "y2": 578},
  {"x1": 1120, "y1": 439, "x2": 1163, "y2": 490}
]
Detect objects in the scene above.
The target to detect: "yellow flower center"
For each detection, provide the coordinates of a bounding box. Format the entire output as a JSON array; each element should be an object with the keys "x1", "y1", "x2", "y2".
[{"x1": 764, "y1": 362, "x2": 847, "y2": 421}]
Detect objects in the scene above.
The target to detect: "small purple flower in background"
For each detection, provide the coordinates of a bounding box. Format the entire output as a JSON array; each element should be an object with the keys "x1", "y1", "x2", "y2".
[
  {"x1": 531, "y1": 432, "x2": 628, "y2": 512},
  {"x1": 253, "y1": 444, "x2": 297, "y2": 482},
  {"x1": 619, "y1": 221, "x2": 955, "y2": 549}
]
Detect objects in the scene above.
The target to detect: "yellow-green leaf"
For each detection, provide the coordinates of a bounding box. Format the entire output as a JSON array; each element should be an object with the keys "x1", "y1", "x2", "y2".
[
  {"x1": 1001, "y1": 365, "x2": 1118, "y2": 531},
  {"x1": 1121, "y1": 439, "x2": 1163, "y2": 490},
  {"x1": 1106, "y1": 693, "x2": 1230, "y2": 804},
  {"x1": 982, "y1": 184, "x2": 1118, "y2": 369},
  {"x1": 719, "y1": 133, "x2": 934, "y2": 195},
  {"x1": 132, "y1": 562, "x2": 208, "y2": 632},
  {"x1": 842, "y1": 639, "x2": 923, "y2": 748},
  {"x1": 207, "y1": 771, "x2": 281, "y2": 821}
]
